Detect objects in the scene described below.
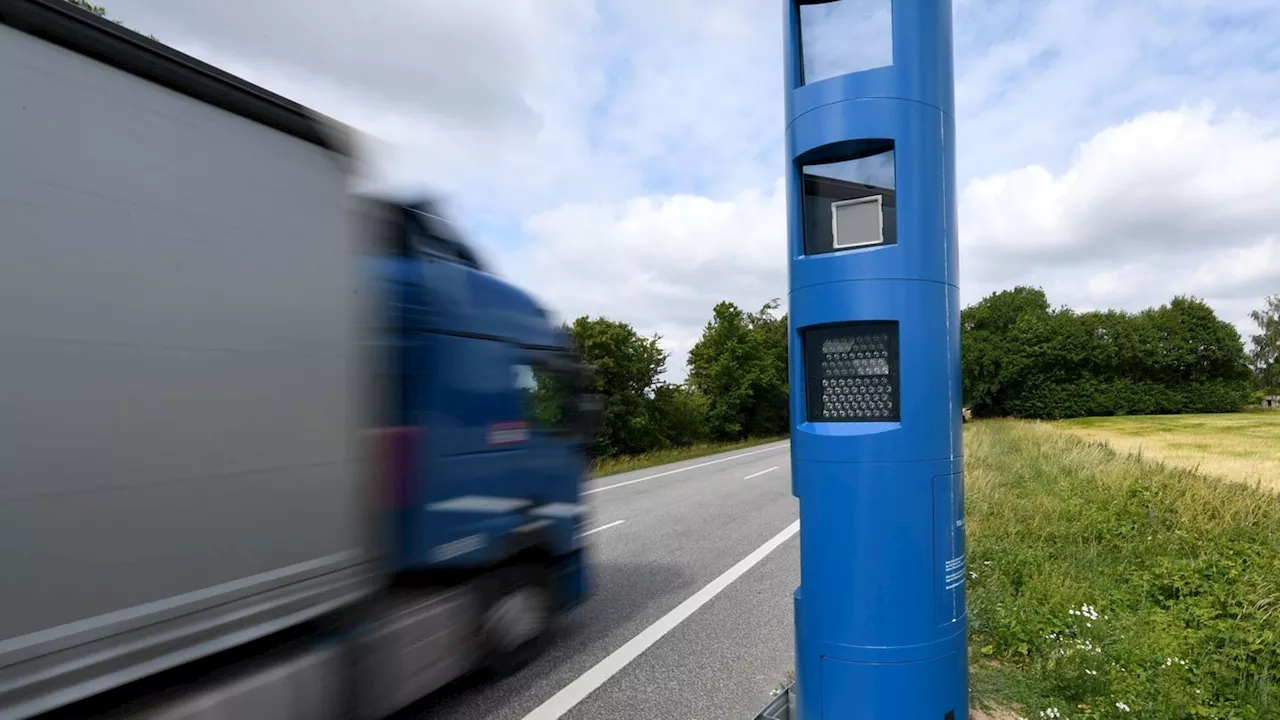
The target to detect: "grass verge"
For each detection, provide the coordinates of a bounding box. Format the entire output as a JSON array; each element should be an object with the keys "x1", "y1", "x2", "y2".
[
  {"x1": 967, "y1": 419, "x2": 1280, "y2": 719},
  {"x1": 589, "y1": 436, "x2": 786, "y2": 479},
  {"x1": 1054, "y1": 412, "x2": 1280, "y2": 492}
]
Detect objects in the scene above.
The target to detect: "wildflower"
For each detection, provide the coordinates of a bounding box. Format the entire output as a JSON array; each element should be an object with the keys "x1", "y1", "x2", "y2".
[
  {"x1": 1069, "y1": 603, "x2": 1101, "y2": 621},
  {"x1": 1116, "y1": 701, "x2": 1131, "y2": 712},
  {"x1": 1039, "y1": 708, "x2": 1062, "y2": 719},
  {"x1": 1085, "y1": 669, "x2": 1098, "y2": 676}
]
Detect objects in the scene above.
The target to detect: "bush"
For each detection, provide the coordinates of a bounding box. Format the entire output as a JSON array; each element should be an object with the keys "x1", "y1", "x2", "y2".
[
  {"x1": 687, "y1": 300, "x2": 789, "y2": 441},
  {"x1": 963, "y1": 289, "x2": 1254, "y2": 420},
  {"x1": 650, "y1": 384, "x2": 710, "y2": 448},
  {"x1": 564, "y1": 302, "x2": 789, "y2": 459}
]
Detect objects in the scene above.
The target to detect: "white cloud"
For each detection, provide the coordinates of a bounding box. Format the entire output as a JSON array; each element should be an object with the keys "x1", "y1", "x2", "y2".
[
  {"x1": 953, "y1": 0, "x2": 1280, "y2": 179},
  {"x1": 960, "y1": 105, "x2": 1280, "y2": 340},
  {"x1": 503, "y1": 181, "x2": 787, "y2": 378},
  {"x1": 962, "y1": 103, "x2": 1280, "y2": 271}
]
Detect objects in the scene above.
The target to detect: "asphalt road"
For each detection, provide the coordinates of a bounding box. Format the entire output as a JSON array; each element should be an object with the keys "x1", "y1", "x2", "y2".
[{"x1": 406, "y1": 441, "x2": 799, "y2": 720}]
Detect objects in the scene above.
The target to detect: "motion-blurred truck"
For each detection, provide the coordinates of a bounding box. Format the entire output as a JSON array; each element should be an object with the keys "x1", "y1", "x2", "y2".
[{"x1": 0, "y1": 1, "x2": 602, "y2": 717}]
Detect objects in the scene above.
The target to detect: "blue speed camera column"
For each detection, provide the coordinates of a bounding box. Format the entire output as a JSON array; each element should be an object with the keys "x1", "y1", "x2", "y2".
[{"x1": 784, "y1": 1, "x2": 966, "y2": 717}]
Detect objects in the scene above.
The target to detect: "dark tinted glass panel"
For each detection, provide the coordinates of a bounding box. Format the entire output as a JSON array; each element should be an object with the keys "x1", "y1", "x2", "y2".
[
  {"x1": 801, "y1": 144, "x2": 896, "y2": 255},
  {"x1": 797, "y1": 0, "x2": 892, "y2": 85}
]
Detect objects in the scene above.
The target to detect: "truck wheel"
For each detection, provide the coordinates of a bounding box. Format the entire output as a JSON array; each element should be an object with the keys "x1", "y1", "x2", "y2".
[{"x1": 477, "y1": 563, "x2": 552, "y2": 676}]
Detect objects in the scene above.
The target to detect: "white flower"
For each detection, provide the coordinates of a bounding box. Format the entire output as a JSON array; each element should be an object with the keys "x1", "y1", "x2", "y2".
[
  {"x1": 1116, "y1": 701, "x2": 1131, "y2": 712},
  {"x1": 1072, "y1": 603, "x2": 1101, "y2": 621},
  {"x1": 1039, "y1": 708, "x2": 1062, "y2": 719},
  {"x1": 1085, "y1": 669, "x2": 1098, "y2": 676}
]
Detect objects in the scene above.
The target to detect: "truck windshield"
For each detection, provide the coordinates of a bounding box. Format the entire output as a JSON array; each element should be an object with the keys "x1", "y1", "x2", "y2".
[
  {"x1": 408, "y1": 209, "x2": 486, "y2": 271},
  {"x1": 357, "y1": 197, "x2": 486, "y2": 272}
]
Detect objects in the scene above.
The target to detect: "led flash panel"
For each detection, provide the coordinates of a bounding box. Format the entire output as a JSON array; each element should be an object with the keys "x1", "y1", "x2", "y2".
[{"x1": 804, "y1": 321, "x2": 900, "y2": 422}]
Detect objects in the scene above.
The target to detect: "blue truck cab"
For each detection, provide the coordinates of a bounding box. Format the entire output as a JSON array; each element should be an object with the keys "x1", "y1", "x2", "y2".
[{"x1": 363, "y1": 197, "x2": 602, "y2": 630}]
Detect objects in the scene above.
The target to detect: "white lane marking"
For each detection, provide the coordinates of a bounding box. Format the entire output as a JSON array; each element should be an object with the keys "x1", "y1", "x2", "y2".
[
  {"x1": 577, "y1": 520, "x2": 625, "y2": 537},
  {"x1": 520, "y1": 519, "x2": 801, "y2": 720},
  {"x1": 583, "y1": 444, "x2": 788, "y2": 496},
  {"x1": 743, "y1": 466, "x2": 778, "y2": 480}
]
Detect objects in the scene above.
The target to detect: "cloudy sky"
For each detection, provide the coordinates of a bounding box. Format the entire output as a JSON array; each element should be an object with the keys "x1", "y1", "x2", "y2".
[{"x1": 100, "y1": 0, "x2": 1280, "y2": 380}]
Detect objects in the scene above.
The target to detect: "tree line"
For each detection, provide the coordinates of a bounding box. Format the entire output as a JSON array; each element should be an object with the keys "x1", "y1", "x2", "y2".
[
  {"x1": 569, "y1": 289, "x2": 1280, "y2": 457},
  {"x1": 962, "y1": 287, "x2": 1274, "y2": 420},
  {"x1": 564, "y1": 300, "x2": 788, "y2": 459}
]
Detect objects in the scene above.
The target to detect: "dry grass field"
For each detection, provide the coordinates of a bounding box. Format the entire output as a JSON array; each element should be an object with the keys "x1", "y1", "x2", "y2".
[{"x1": 1053, "y1": 411, "x2": 1280, "y2": 491}]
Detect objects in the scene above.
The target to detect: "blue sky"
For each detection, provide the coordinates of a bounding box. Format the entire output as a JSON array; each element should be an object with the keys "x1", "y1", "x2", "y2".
[{"x1": 101, "y1": 0, "x2": 1280, "y2": 379}]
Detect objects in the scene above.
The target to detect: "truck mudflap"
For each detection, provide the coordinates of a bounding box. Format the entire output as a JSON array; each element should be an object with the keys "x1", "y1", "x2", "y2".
[{"x1": 550, "y1": 549, "x2": 589, "y2": 614}]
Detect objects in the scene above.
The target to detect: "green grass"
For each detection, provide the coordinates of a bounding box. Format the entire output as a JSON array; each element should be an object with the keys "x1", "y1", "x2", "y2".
[
  {"x1": 588, "y1": 436, "x2": 786, "y2": 479},
  {"x1": 966, "y1": 419, "x2": 1280, "y2": 719}
]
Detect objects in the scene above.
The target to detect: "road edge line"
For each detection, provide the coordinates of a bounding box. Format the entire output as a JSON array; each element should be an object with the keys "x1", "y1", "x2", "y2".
[
  {"x1": 577, "y1": 520, "x2": 625, "y2": 537},
  {"x1": 583, "y1": 443, "x2": 788, "y2": 495},
  {"x1": 520, "y1": 519, "x2": 801, "y2": 720}
]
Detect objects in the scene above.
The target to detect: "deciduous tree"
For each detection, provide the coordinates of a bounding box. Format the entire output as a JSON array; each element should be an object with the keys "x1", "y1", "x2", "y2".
[
  {"x1": 565, "y1": 316, "x2": 668, "y2": 457},
  {"x1": 687, "y1": 299, "x2": 789, "y2": 440},
  {"x1": 1249, "y1": 294, "x2": 1280, "y2": 393}
]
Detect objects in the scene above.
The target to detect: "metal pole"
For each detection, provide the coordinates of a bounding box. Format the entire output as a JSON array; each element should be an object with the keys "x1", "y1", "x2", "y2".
[{"x1": 784, "y1": 1, "x2": 966, "y2": 717}]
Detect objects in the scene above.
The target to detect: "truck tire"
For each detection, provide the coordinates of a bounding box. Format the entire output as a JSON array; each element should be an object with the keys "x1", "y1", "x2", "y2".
[{"x1": 476, "y1": 563, "x2": 553, "y2": 677}]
